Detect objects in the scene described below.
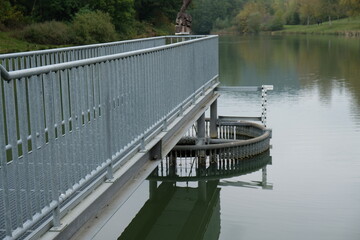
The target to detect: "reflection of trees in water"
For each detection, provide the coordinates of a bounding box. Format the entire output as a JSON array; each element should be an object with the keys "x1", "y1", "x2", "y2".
[{"x1": 220, "y1": 35, "x2": 360, "y2": 116}]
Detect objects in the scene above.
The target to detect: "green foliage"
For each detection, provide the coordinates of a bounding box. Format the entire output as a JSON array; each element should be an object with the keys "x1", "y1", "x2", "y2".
[
  {"x1": 235, "y1": 2, "x2": 269, "y2": 33},
  {"x1": 262, "y1": 15, "x2": 284, "y2": 31},
  {"x1": 189, "y1": 0, "x2": 231, "y2": 34},
  {"x1": 84, "y1": 0, "x2": 136, "y2": 36},
  {"x1": 0, "y1": 0, "x2": 26, "y2": 28},
  {"x1": 134, "y1": 0, "x2": 181, "y2": 23},
  {"x1": 71, "y1": 10, "x2": 117, "y2": 44},
  {"x1": 213, "y1": 18, "x2": 232, "y2": 31},
  {"x1": 189, "y1": 0, "x2": 359, "y2": 34},
  {"x1": 340, "y1": 0, "x2": 360, "y2": 16},
  {"x1": 20, "y1": 21, "x2": 73, "y2": 44},
  {"x1": 1, "y1": 0, "x2": 359, "y2": 53},
  {"x1": 32, "y1": 0, "x2": 83, "y2": 21},
  {"x1": 17, "y1": 10, "x2": 117, "y2": 45}
]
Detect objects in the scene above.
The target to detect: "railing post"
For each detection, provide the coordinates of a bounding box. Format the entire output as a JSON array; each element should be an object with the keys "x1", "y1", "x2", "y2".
[
  {"x1": 210, "y1": 99, "x2": 218, "y2": 139},
  {"x1": 105, "y1": 62, "x2": 114, "y2": 180}
]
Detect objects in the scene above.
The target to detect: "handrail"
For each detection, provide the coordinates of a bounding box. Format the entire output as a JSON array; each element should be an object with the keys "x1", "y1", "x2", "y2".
[
  {"x1": 0, "y1": 36, "x2": 165, "y2": 59},
  {"x1": 0, "y1": 35, "x2": 218, "y2": 81}
]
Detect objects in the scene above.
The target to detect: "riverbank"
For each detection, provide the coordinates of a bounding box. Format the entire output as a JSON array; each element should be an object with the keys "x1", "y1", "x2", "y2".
[
  {"x1": 0, "y1": 22, "x2": 173, "y2": 54},
  {"x1": 273, "y1": 17, "x2": 360, "y2": 37},
  {"x1": 0, "y1": 31, "x2": 69, "y2": 54}
]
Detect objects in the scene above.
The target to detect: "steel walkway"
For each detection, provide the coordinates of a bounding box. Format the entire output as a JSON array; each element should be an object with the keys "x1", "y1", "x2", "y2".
[{"x1": 0, "y1": 35, "x2": 219, "y2": 240}]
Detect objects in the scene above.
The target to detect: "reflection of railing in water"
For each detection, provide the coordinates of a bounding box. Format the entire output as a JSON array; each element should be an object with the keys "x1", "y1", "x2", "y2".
[{"x1": 149, "y1": 150, "x2": 271, "y2": 182}]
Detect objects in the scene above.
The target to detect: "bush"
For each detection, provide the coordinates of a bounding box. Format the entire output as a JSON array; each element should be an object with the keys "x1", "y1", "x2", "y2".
[
  {"x1": 261, "y1": 15, "x2": 284, "y2": 31},
  {"x1": 0, "y1": 0, "x2": 26, "y2": 28},
  {"x1": 71, "y1": 10, "x2": 117, "y2": 44},
  {"x1": 20, "y1": 21, "x2": 73, "y2": 45}
]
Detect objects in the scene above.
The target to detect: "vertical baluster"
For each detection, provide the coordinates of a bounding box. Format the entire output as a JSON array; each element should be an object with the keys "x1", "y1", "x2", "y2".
[
  {"x1": 43, "y1": 72, "x2": 61, "y2": 226},
  {"x1": 126, "y1": 57, "x2": 131, "y2": 148},
  {"x1": 98, "y1": 63, "x2": 106, "y2": 167},
  {"x1": 53, "y1": 71, "x2": 63, "y2": 192},
  {"x1": 77, "y1": 66, "x2": 86, "y2": 180},
  {"x1": 118, "y1": 59, "x2": 124, "y2": 151},
  {"x1": 4, "y1": 72, "x2": 23, "y2": 229},
  {"x1": 86, "y1": 64, "x2": 95, "y2": 173},
  {"x1": 0, "y1": 75, "x2": 12, "y2": 237},
  {"x1": 69, "y1": 68, "x2": 81, "y2": 184},
  {"x1": 16, "y1": 73, "x2": 32, "y2": 221},
  {"x1": 59, "y1": 69, "x2": 71, "y2": 191},
  {"x1": 134, "y1": 55, "x2": 141, "y2": 139},
  {"x1": 93, "y1": 63, "x2": 101, "y2": 167},
  {"x1": 102, "y1": 61, "x2": 113, "y2": 179},
  {"x1": 143, "y1": 53, "x2": 149, "y2": 131},
  {"x1": 110, "y1": 61, "x2": 116, "y2": 157},
  {"x1": 114, "y1": 59, "x2": 121, "y2": 153},
  {"x1": 68, "y1": 67, "x2": 75, "y2": 185},
  {"x1": 78, "y1": 66, "x2": 87, "y2": 179}
]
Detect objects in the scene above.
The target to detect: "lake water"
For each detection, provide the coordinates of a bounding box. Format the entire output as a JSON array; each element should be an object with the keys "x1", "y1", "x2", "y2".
[{"x1": 93, "y1": 35, "x2": 360, "y2": 240}]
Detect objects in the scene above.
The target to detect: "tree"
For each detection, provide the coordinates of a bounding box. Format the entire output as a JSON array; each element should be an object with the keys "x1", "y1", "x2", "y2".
[
  {"x1": 298, "y1": 0, "x2": 317, "y2": 24},
  {"x1": 321, "y1": 0, "x2": 340, "y2": 25},
  {"x1": 83, "y1": 0, "x2": 136, "y2": 35},
  {"x1": 134, "y1": 0, "x2": 181, "y2": 24},
  {"x1": 284, "y1": 0, "x2": 300, "y2": 25},
  {"x1": 340, "y1": 0, "x2": 360, "y2": 16},
  {"x1": 189, "y1": 0, "x2": 230, "y2": 34},
  {"x1": 0, "y1": 0, "x2": 25, "y2": 27},
  {"x1": 234, "y1": 1, "x2": 268, "y2": 33},
  {"x1": 32, "y1": 0, "x2": 82, "y2": 21}
]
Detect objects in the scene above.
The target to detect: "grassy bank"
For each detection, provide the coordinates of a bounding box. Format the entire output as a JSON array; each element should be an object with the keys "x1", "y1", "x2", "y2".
[
  {"x1": 274, "y1": 17, "x2": 360, "y2": 36},
  {"x1": 0, "y1": 22, "x2": 174, "y2": 54},
  {"x1": 0, "y1": 31, "x2": 69, "y2": 54}
]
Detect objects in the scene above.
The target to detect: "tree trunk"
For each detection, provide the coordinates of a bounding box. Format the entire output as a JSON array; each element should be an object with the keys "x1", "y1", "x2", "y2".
[{"x1": 328, "y1": 15, "x2": 332, "y2": 26}]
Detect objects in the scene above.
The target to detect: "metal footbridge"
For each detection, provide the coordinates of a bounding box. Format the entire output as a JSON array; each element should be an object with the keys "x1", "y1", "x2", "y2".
[{"x1": 0, "y1": 35, "x2": 272, "y2": 240}]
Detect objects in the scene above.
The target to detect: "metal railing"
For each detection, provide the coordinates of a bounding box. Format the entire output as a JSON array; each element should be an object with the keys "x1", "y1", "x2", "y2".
[
  {"x1": 174, "y1": 120, "x2": 272, "y2": 159},
  {"x1": 0, "y1": 35, "x2": 219, "y2": 239},
  {"x1": 0, "y1": 35, "x2": 205, "y2": 72}
]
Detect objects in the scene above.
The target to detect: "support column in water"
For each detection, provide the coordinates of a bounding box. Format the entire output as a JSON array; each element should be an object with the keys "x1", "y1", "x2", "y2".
[
  {"x1": 210, "y1": 100, "x2": 218, "y2": 139},
  {"x1": 197, "y1": 113, "x2": 206, "y2": 165}
]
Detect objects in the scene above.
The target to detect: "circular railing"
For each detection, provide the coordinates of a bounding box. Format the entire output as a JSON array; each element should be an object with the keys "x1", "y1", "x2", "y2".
[
  {"x1": 174, "y1": 121, "x2": 272, "y2": 159},
  {"x1": 149, "y1": 121, "x2": 272, "y2": 182}
]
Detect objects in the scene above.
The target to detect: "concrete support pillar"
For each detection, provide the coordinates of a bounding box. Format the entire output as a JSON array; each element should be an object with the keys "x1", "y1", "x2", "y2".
[
  {"x1": 210, "y1": 99, "x2": 218, "y2": 139},
  {"x1": 197, "y1": 113, "x2": 206, "y2": 144},
  {"x1": 197, "y1": 113, "x2": 206, "y2": 165},
  {"x1": 169, "y1": 154, "x2": 177, "y2": 176},
  {"x1": 149, "y1": 180, "x2": 157, "y2": 200},
  {"x1": 198, "y1": 181, "x2": 207, "y2": 202}
]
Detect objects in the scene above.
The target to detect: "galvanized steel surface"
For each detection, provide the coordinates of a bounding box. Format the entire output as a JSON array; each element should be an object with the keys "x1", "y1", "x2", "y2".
[{"x1": 0, "y1": 35, "x2": 219, "y2": 239}]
